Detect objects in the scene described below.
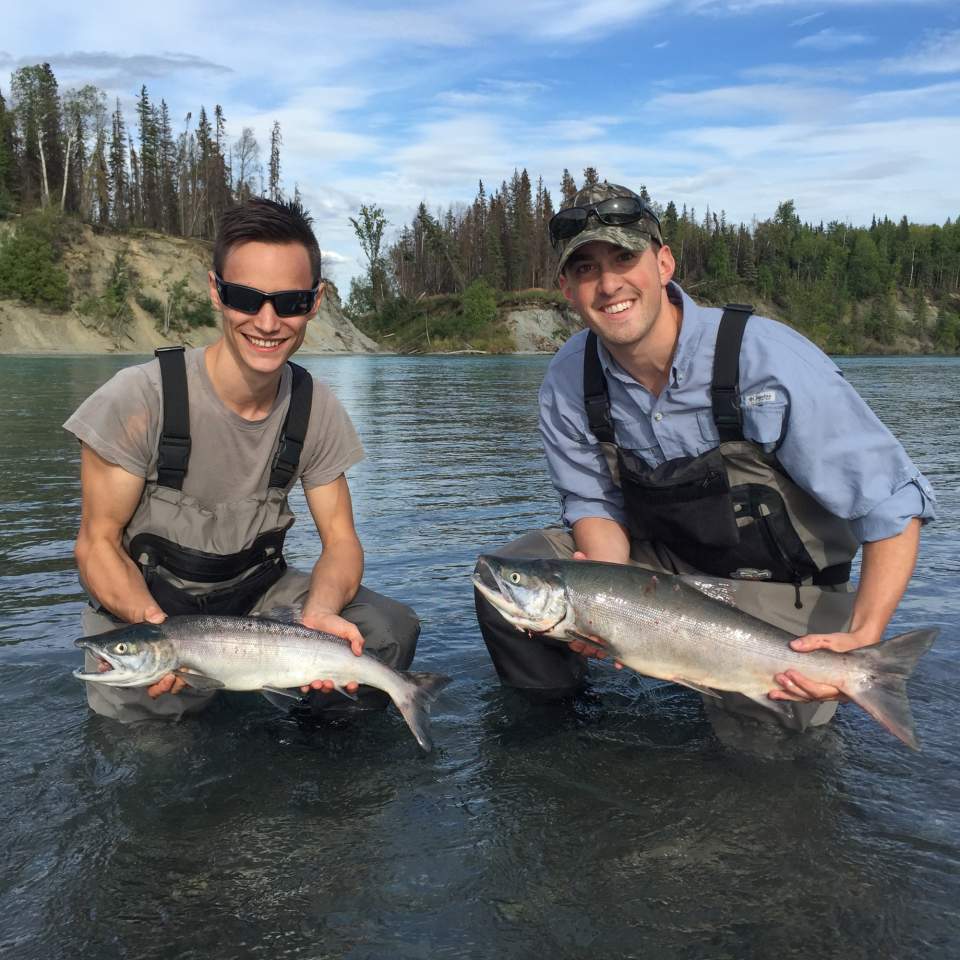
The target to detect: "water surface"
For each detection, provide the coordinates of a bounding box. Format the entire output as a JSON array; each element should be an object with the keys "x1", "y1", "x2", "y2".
[{"x1": 1, "y1": 354, "x2": 957, "y2": 959}]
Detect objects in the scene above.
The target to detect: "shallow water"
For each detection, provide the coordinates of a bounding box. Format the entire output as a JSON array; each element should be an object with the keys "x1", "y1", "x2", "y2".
[{"x1": 0, "y1": 354, "x2": 958, "y2": 959}]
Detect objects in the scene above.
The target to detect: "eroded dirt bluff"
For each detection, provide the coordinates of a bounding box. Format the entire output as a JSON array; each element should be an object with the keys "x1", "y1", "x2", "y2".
[{"x1": 0, "y1": 225, "x2": 380, "y2": 355}]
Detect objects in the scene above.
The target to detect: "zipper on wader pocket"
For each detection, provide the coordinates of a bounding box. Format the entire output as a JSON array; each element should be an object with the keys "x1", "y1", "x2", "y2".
[{"x1": 752, "y1": 490, "x2": 805, "y2": 609}]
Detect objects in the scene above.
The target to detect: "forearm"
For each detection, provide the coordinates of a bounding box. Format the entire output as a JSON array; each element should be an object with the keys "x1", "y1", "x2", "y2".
[
  {"x1": 75, "y1": 530, "x2": 159, "y2": 622},
  {"x1": 572, "y1": 517, "x2": 632, "y2": 563},
  {"x1": 302, "y1": 536, "x2": 364, "y2": 621},
  {"x1": 848, "y1": 518, "x2": 921, "y2": 646}
]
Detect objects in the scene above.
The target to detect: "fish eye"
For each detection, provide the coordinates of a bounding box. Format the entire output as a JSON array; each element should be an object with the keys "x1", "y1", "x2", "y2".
[
  {"x1": 115, "y1": 642, "x2": 127, "y2": 654},
  {"x1": 510, "y1": 573, "x2": 521, "y2": 584}
]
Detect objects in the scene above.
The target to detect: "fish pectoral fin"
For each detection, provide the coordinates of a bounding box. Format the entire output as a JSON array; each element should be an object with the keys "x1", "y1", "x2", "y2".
[
  {"x1": 260, "y1": 685, "x2": 305, "y2": 701},
  {"x1": 332, "y1": 684, "x2": 359, "y2": 702},
  {"x1": 173, "y1": 669, "x2": 225, "y2": 692},
  {"x1": 672, "y1": 677, "x2": 722, "y2": 699}
]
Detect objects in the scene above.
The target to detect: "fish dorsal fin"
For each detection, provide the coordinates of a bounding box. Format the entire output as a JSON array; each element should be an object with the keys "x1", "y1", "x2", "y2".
[
  {"x1": 253, "y1": 603, "x2": 304, "y2": 624},
  {"x1": 678, "y1": 575, "x2": 745, "y2": 609}
]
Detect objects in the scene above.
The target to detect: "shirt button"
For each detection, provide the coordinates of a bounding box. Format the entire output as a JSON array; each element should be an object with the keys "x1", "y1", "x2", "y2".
[{"x1": 654, "y1": 412, "x2": 663, "y2": 422}]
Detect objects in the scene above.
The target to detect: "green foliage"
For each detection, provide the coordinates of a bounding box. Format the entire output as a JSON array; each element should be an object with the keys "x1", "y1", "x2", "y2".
[
  {"x1": 77, "y1": 249, "x2": 136, "y2": 341},
  {"x1": 933, "y1": 310, "x2": 958, "y2": 353},
  {"x1": 462, "y1": 279, "x2": 497, "y2": 332},
  {"x1": 151, "y1": 272, "x2": 215, "y2": 333},
  {"x1": 0, "y1": 209, "x2": 70, "y2": 308},
  {"x1": 345, "y1": 275, "x2": 375, "y2": 323},
  {"x1": 349, "y1": 204, "x2": 390, "y2": 308}
]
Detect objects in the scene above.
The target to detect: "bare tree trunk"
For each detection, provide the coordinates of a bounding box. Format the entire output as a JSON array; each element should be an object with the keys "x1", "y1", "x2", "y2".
[
  {"x1": 61, "y1": 132, "x2": 74, "y2": 211},
  {"x1": 38, "y1": 129, "x2": 50, "y2": 207}
]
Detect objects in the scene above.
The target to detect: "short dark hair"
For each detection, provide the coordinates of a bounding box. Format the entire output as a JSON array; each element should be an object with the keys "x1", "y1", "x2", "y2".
[{"x1": 213, "y1": 197, "x2": 322, "y2": 283}]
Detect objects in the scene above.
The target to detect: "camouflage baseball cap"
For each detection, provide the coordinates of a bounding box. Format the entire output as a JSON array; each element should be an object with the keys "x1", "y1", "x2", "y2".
[{"x1": 552, "y1": 182, "x2": 663, "y2": 279}]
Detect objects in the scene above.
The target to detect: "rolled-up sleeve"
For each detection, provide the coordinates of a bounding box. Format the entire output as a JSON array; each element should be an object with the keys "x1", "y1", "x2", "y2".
[
  {"x1": 538, "y1": 356, "x2": 626, "y2": 527},
  {"x1": 744, "y1": 322, "x2": 937, "y2": 542},
  {"x1": 850, "y1": 474, "x2": 936, "y2": 542}
]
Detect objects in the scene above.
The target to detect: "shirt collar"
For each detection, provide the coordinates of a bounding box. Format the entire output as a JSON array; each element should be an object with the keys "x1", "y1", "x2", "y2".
[{"x1": 595, "y1": 281, "x2": 711, "y2": 388}]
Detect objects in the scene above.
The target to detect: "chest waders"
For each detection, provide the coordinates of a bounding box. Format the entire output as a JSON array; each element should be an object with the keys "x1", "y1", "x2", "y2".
[
  {"x1": 125, "y1": 346, "x2": 313, "y2": 617},
  {"x1": 583, "y1": 306, "x2": 859, "y2": 606}
]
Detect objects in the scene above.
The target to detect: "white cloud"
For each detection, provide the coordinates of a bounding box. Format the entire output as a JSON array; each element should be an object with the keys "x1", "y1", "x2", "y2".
[
  {"x1": 796, "y1": 28, "x2": 874, "y2": 51},
  {"x1": 882, "y1": 28, "x2": 960, "y2": 74},
  {"x1": 789, "y1": 11, "x2": 824, "y2": 28},
  {"x1": 651, "y1": 83, "x2": 844, "y2": 120},
  {"x1": 741, "y1": 62, "x2": 866, "y2": 82}
]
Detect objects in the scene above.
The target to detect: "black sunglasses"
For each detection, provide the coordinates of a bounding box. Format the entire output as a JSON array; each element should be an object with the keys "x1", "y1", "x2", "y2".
[
  {"x1": 215, "y1": 274, "x2": 319, "y2": 318},
  {"x1": 549, "y1": 197, "x2": 661, "y2": 249}
]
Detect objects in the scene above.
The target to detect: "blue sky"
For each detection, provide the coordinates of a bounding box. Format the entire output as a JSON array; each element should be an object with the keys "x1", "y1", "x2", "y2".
[{"x1": 3, "y1": 1, "x2": 959, "y2": 286}]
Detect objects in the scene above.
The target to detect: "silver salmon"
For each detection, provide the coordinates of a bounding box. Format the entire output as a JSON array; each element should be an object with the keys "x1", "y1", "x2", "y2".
[
  {"x1": 473, "y1": 556, "x2": 936, "y2": 749},
  {"x1": 75, "y1": 615, "x2": 450, "y2": 751}
]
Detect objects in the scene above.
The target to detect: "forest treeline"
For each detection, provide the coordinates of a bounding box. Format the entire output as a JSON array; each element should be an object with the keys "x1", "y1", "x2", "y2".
[
  {"x1": 0, "y1": 63, "x2": 284, "y2": 238},
  {"x1": 1, "y1": 63, "x2": 958, "y2": 353},
  {"x1": 347, "y1": 167, "x2": 960, "y2": 354}
]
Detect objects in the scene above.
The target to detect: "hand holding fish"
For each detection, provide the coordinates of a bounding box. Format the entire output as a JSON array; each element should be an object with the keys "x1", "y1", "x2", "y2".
[
  {"x1": 298, "y1": 610, "x2": 364, "y2": 695},
  {"x1": 129, "y1": 607, "x2": 188, "y2": 701},
  {"x1": 770, "y1": 627, "x2": 881, "y2": 704}
]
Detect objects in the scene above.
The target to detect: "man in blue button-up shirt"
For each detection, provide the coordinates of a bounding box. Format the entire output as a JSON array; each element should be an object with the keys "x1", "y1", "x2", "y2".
[{"x1": 476, "y1": 181, "x2": 935, "y2": 733}]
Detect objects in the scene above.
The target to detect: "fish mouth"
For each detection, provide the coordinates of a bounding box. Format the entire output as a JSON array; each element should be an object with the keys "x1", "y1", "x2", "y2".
[
  {"x1": 472, "y1": 556, "x2": 516, "y2": 612},
  {"x1": 73, "y1": 640, "x2": 120, "y2": 678},
  {"x1": 472, "y1": 556, "x2": 565, "y2": 633}
]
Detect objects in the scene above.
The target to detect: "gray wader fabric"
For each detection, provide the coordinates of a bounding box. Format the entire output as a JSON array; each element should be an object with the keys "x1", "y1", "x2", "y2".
[
  {"x1": 474, "y1": 527, "x2": 855, "y2": 734},
  {"x1": 81, "y1": 567, "x2": 420, "y2": 724}
]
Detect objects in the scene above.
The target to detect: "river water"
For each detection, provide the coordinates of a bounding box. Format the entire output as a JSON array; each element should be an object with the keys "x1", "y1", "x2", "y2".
[{"x1": 0, "y1": 354, "x2": 957, "y2": 959}]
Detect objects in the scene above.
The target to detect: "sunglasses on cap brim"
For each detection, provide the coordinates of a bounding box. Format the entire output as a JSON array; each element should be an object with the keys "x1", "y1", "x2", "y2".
[
  {"x1": 549, "y1": 197, "x2": 661, "y2": 249},
  {"x1": 215, "y1": 274, "x2": 320, "y2": 318}
]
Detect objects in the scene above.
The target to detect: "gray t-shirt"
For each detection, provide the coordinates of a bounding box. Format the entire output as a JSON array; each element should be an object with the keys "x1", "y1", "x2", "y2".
[{"x1": 63, "y1": 348, "x2": 363, "y2": 505}]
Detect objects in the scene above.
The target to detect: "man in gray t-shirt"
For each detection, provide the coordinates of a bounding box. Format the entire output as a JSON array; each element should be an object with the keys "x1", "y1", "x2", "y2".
[{"x1": 65, "y1": 197, "x2": 420, "y2": 723}]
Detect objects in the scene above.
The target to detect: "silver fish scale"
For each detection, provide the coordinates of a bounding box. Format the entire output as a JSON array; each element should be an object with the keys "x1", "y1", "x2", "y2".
[
  {"x1": 562, "y1": 567, "x2": 859, "y2": 690},
  {"x1": 158, "y1": 616, "x2": 397, "y2": 692}
]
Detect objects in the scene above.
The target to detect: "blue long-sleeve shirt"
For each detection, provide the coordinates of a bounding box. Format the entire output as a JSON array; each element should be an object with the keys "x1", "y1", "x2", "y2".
[{"x1": 539, "y1": 282, "x2": 936, "y2": 542}]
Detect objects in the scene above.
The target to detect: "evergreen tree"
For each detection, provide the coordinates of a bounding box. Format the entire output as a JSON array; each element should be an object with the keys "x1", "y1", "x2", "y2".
[
  {"x1": 136, "y1": 86, "x2": 162, "y2": 229},
  {"x1": 560, "y1": 168, "x2": 577, "y2": 204},
  {"x1": 108, "y1": 99, "x2": 129, "y2": 227}
]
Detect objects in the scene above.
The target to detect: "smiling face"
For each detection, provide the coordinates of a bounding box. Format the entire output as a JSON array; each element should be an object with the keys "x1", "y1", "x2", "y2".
[
  {"x1": 558, "y1": 240, "x2": 676, "y2": 351},
  {"x1": 208, "y1": 240, "x2": 323, "y2": 379}
]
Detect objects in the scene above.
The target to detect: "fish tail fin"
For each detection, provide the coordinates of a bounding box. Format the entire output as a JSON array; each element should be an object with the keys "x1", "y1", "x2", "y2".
[
  {"x1": 392, "y1": 671, "x2": 452, "y2": 752},
  {"x1": 847, "y1": 628, "x2": 938, "y2": 751}
]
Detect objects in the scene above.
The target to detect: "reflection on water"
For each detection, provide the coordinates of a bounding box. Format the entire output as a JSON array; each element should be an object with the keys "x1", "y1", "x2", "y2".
[{"x1": 1, "y1": 354, "x2": 958, "y2": 958}]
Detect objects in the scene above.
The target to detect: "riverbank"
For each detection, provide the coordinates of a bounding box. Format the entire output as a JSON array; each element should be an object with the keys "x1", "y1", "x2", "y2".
[{"x1": 0, "y1": 222, "x2": 380, "y2": 355}]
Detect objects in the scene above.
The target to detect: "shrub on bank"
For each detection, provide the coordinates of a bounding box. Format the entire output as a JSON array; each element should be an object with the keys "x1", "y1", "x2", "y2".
[{"x1": 0, "y1": 209, "x2": 70, "y2": 309}]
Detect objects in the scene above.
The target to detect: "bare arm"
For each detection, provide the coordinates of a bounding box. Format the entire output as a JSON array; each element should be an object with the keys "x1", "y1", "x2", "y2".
[
  {"x1": 571, "y1": 517, "x2": 631, "y2": 564},
  {"x1": 771, "y1": 518, "x2": 922, "y2": 703},
  {"x1": 74, "y1": 445, "x2": 182, "y2": 698},
  {"x1": 75, "y1": 444, "x2": 164, "y2": 624},
  {"x1": 299, "y1": 474, "x2": 365, "y2": 693}
]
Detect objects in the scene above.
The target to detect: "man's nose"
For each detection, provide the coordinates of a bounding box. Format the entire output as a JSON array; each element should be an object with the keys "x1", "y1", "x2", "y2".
[
  {"x1": 253, "y1": 301, "x2": 282, "y2": 331},
  {"x1": 597, "y1": 265, "x2": 623, "y2": 295}
]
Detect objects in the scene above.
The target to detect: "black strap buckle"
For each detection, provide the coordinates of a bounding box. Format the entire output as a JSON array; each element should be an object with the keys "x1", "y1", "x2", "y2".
[
  {"x1": 584, "y1": 394, "x2": 616, "y2": 444},
  {"x1": 270, "y1": 435, "x2": 304, "y2": 487},
  {"x1": 711, "y1": 385, "x2": 741, "y2": 432},
  {"x1": 157, "y1": 435, "x2": 192, "y2": 474}
]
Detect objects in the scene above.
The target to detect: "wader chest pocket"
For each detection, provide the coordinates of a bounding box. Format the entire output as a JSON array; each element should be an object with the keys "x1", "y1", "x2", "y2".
[{"x1": 618, "y1": 447, "x2": 741, "y2": 548}]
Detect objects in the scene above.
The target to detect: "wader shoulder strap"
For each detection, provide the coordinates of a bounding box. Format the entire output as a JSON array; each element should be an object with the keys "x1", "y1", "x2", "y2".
[
  {"x1": 711, "y1": 304, "x2": 752, "y2": 443},
  {"x1": 269, "y1": 362, "x2": 314, "y2": 489},
  {"x1": 582, "y1": 331, "x2": 616, "y2": 444},
  {"x1": 155, "y1": 346, "x2": 191, "y2": 490}
]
